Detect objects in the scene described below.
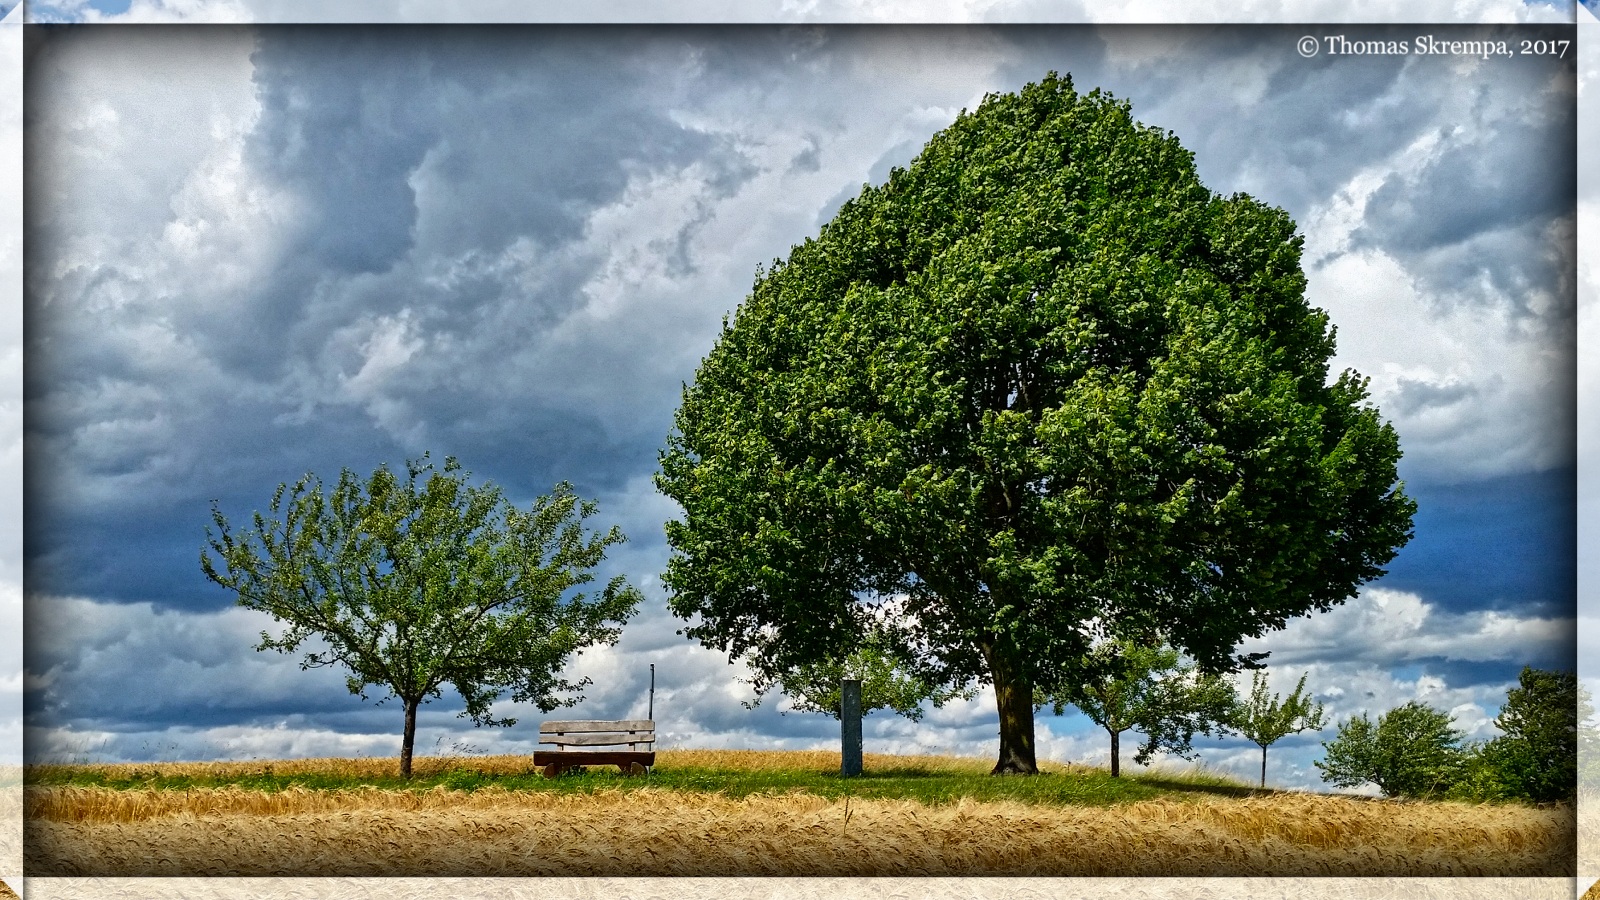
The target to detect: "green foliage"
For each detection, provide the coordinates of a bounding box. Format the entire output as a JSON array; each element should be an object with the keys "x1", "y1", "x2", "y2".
[
  {"x1": 1487, "y1": 667, "x2": 1578, "y2": 802},
  {"x1": 1315, "y1": 702, "x2": 1464, "y2": 798},
  {"x1": 1038, "y1": 637, "x2": 1235, "y2": 776},
  {"x1": 656, "y1": 71, "x2": 1415, "y2": 774},
  {"x1": 202, "y1": 454, "x2": 642, "y2": 776},
  {"x1": 1231, "y1": 670, "x2": 1327, "y2": 787},
  {"x1": 749, "y1": 630, "x2": 977, "y2": 721},
  {"x1": 1448, "y1": 668, "x2": 1580, "y2": 803},
  {"x1": 1447, "y1": 739, "x2": 1533, "y2": 803}
]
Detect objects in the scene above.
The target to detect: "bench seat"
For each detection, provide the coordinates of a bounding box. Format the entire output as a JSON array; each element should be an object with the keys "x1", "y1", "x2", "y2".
[{"x1": 533, "y1": 719, "x2": 655, "y2": 777}]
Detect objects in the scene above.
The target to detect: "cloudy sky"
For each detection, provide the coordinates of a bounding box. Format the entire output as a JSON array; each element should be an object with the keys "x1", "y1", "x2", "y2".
[{"x1": 10, "y1": 12, "x2": 1587, "y2": 801}]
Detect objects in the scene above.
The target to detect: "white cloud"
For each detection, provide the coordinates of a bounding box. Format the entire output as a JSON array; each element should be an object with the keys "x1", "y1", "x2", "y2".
[
  {"x1": 1241, "y1": 587, "x2": 1570, "y2": 671},
  {"x1": 23, "y1": 581, "x2": 1556, "y2": 793},
  {"x1": 1305, "y1": 240, "x2": 1569, "y2": 479},
  {"x1": 1292, "y1": 69, "x2": 1573, "y2": 481}
]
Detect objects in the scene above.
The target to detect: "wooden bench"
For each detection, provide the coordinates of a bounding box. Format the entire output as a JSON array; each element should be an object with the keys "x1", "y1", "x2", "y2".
[{"x1": 532, "y1": 719, "x2": 655, "y2": 777}]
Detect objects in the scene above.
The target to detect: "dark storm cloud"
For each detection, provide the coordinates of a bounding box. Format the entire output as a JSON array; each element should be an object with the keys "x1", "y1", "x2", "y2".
[
  {"x1": 23, "y1": 26, "x2": 788, "y2": 609},
  {"x1": 1361, "y1": 128, "x2": 1571, "y2": 255},
  {"x1": 989, "y1": 26, "x2": 1425, "y2": 219},
  {"x1": 246, "y1": 27, "x2": 754, "y2": 261},
  {"x1": 1350, "y1": 42, "x2": 1575, "y2": 323},
  {"x1": 195, "y1": 27, "x2": 766, "y2": 379},
  {"x1": 23, "y1": 598, "x2": 367, "y2": 732},
  {"x1": 248, "y1": 33, "x2": 433, "y2": 276},
  {"x1": 1411, "y1": 655, "x2": 1575, "y2": 690},
  {"x1": 1381, "y1": 469, "x2": 1575, "y2": 618}
]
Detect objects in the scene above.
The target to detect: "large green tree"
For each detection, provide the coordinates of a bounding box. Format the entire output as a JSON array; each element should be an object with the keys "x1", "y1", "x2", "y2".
[
  {"x1": 656, "y1": 73, "x2": 1415, "y2": 774},
  {"x1": 203, "y1": 455, "x2": 642, "y2": 778}
]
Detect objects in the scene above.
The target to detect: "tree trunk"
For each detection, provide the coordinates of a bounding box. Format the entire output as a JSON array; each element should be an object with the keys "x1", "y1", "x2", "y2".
[
  {"x1": 400, "y1": 697, "x2": 419, "y2": 779},
  {"x1": 985, "y1": 642, "x2": 1038, "y2": 775},
  {"x1": 1110, "y1": 728, "x2": 1121, "y2": 777},
  {"x1": 1260, "y1": 744, "x2": 1268, "y2": 788}
]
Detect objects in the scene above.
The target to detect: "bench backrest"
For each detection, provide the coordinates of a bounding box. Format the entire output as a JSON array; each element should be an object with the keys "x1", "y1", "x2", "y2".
[{"x1": 539, "y1": 719, "x2": 655, "y2": 750}]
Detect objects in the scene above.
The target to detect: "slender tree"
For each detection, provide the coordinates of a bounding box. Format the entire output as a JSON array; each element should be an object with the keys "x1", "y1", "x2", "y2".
[
  {"x1": 203, "y1": 454, "x2": 641, "y2": 777},
  {"x1": 657, "y1": 72, "x2": 1415, "y2": 774},
  {"x1": 1039, "y1": 636, "x2": 1234, "y2": 777},
  {"x1": 1231, "y1": 670, "x2": 1327, "y2": 788}
]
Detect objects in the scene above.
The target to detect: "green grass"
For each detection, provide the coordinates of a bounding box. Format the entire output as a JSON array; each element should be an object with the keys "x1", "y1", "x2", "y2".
[{"x1": 24, "y1": 760, "x2": 1263, "y2": 808}]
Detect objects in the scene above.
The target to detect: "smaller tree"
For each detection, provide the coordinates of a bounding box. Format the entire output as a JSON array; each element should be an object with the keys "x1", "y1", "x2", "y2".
[
  {"x1": 202, "y1": 455, "x2": 642, "y2": 778},
  {"x1": 1039, "y1": 637, "x2": 1235, "y2": 777},
  {"x1": 746, "y1": 630, "x2": 976, "y2": 721},
  {"x1": 1231, "y1": 671, "x2": 1327, "y2": 788},
  {"x1": 1316, "y1": 701, "x2": 1465, "y2": 798}
]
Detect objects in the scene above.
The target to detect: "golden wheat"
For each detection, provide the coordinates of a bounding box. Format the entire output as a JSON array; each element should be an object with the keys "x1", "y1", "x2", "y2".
[
  {"x1": 1578, "y1": 791, "x2": 1600, "y2": 881},
  {"x1": 25, "y1": 781, "x2": 1572, "y2": 876}
]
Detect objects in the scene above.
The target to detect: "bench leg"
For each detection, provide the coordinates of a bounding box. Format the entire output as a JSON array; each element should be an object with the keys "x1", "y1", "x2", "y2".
[
  {"x1": 541, "y1": 763, "x2": 564, "y2": 779},
  {"x1": 623, "y1": 762, "x2": 648, "y2": 777}
]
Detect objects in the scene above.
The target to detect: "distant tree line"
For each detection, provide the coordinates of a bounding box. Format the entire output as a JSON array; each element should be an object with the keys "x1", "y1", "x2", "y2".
[{"x1": 1318, "y1": 667, "x2": 1584, "y2": 803}]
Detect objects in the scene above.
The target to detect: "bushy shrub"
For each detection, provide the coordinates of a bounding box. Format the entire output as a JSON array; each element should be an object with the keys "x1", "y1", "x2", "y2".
[{"x1": 1315, "y1": 702, "x2": 1464, "y2": 799}]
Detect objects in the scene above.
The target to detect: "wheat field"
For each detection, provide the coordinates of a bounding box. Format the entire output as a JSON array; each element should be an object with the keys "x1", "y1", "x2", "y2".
[{"x1": 24, "y1": 751, "x2": 1575, "y2": 876}]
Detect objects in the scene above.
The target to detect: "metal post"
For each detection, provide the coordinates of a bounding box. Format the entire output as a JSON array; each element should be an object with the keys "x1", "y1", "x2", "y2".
[
  {"x1": 841, "y1": 678, "x2": 862, "y2": 777},
  {"x1": 649, "y1": 664, "x2": 655, "y2": 720}
]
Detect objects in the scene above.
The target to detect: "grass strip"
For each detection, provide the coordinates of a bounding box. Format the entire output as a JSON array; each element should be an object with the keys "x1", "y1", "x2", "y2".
[{"x1": 25, "y1": 751, "x2": 1265, "y2": 808}]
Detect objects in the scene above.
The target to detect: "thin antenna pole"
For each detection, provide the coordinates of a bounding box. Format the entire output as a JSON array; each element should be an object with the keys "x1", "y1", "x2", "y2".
[{"x1": 649, "y1": 664, "x2": 655, "y2": 720}]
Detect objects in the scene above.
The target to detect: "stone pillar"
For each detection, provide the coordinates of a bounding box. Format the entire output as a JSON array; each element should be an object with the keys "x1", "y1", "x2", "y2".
[{"x1": 841, "y1": 678, "x2": 863, "y2": 777}]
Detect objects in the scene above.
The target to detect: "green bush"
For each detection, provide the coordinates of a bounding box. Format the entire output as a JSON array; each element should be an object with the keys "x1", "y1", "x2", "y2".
[{"x1": 1446, "y1": 740, "x2": 1530, "y2": 802}]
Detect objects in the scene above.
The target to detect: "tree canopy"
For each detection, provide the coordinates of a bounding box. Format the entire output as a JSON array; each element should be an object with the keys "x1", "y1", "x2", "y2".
[
  {"x1": 656, "y1": 72, "x2": 1415, "y2": 774},
  {"x1": 202, "y1": 455, "x2": 642, "y2": 777}
]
